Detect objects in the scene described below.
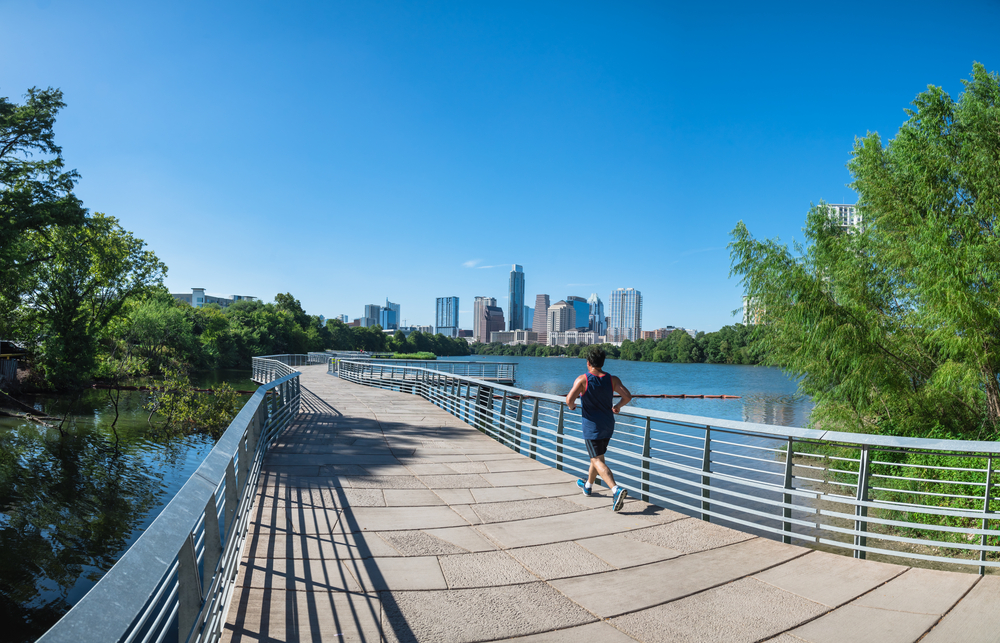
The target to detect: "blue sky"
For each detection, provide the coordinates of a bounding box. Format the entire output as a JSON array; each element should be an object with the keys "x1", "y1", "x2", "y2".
[{"x1": 3, "y1": 1, "x2": 999, "y2": 332}]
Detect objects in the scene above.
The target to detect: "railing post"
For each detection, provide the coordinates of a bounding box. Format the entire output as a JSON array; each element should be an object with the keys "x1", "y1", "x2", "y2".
[
  {"x1": 854, "y1": 445, "x2": 871, "y2": 559},
  {"x1": 701, "y1": 427, "x2": 711, "y2": 522},
  {"x1": 498, "y1": 391, "x2": 509, "y2": 447},
  {"x1": 475, "y1": 385, "x2": 493, "y2": 436},
  {"x1": 177, "y1": 533, "x2": 201, "y2": 643},
  {"x1": 514, "y1": 396, "x2": 524, "y2": 452},
  {"x1": 782, "y1": 437, "x2": 795, "y2": 544},
  {"x1": 529, "y1": 398, "x2": 540, "y2": 460},
  {"x1": 202, "y1": 496, "x2": 222, "y2": 597},
  {"x1": 981, "y1": 457, "x2": 993, "y2": 575},
  {"x1": 641, "y1": 417, "x2": 652, "y2": 502},
  {"x1": 556, "y1": 404, "x2": 565, "y2": 471},
  {"x1": 224, "y1": 460, "x2": 238, "y2": 538}
]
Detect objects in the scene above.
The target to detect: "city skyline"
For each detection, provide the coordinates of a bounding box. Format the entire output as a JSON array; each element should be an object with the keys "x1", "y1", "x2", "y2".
[{"x1": 6, "y1": 3, "x2": 996, "y2": 333}]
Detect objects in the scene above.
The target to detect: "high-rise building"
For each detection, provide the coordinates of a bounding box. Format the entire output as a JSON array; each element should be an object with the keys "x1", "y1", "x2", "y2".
[
  {"x1": 380, "y1": 299, "x2": 400, "y2": 330},
  {"x1": 508, "y1": 265, "x2": 525, "y2": 331},
  {"x1": 363, "y1": 303, "x2": 381, "y2": 328},
  {"x1": 547, "y1": 300, "x2": 576, "y2": 335},
  {"x1": 532, "y1": 295, "x2": 550, "y2": 345},
  {"x1": 436, "y1": 296, "x2": 460, "y2": 337},
  {"x1": 567, "y1": 296, "x2": 590, "y2": 331},
  {"x1": 485, "y1": 304, "x2": 505, "y2": 342},
  {"x1": 607, "y1": 288, "x2": 642, "y2": 342},
  {"x1": 473, "y1": 296, "x2": 496, "y2": 343},
  {"x1": 587, "y1": 293, "x2": 605, "y2": 336},
  {"x1": 828, "y1": 203, "x2": 861, "y2": 231},
  {"x1": 524, "y1": 306, "x2": 534, "y2": 330}
]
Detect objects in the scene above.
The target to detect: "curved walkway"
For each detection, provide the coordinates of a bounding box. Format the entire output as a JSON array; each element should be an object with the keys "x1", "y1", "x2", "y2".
[{"x1": 222, "y1": 365, "x2": 997, "y2": 642}]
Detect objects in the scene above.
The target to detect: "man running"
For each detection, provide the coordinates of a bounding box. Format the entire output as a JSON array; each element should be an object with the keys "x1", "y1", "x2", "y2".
[{"x1": 565, "y1": 347, "x2": 633, "y2": 511}]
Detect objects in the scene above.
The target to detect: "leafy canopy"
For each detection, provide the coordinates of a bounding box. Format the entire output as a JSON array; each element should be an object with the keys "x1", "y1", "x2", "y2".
[{"x1": 730, "y1": 63, "x2": 1000, "y2": 439}]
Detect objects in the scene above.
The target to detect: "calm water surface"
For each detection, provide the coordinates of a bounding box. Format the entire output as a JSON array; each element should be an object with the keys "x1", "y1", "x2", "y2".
[
  {"x1": 455, "y1": 355, "x2": 813, "y2": 427},
  {"x1": 0, "y1": 369, "x2": 252, "y2": 642}
]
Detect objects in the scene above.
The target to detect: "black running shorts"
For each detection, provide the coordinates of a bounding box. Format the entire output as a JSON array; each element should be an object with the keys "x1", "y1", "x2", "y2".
[{"x1": 585, "y1": 438, "x2": 611, "y2": 458}]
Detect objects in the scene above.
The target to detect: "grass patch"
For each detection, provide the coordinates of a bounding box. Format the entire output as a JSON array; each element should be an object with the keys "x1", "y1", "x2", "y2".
[{"x1": 391, "y1": 352, "x2": 436, "y2": 360}]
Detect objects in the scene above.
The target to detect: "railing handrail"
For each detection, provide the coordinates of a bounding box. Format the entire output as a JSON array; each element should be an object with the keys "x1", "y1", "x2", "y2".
[
  {"x1": 39, "y1": 356, "x2": 305, "y2": 643},
  {"x1": 334, "y1": 359, "x2": 1000, "y2": 454},
  {"x1": 334, "y1": 358, "x2": 1000, "y2": 572}
]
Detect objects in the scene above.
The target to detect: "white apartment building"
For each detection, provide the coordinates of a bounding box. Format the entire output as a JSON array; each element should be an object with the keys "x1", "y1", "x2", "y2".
[
  {"x1": 548, "y1": 330, "x2": 596, "y2": 346},
  {"x1": 171, "y1": 288, "x2": 256, "y2": 309},
  {"x1": 828, "y1": 203, "x2": 861, "y2": 231},
  {"x1": 607, "y1": 287, "x2": 642, "y2": 342},
  {"x1": 489, "y1": 330, "x2": 539, "y2": 345}
]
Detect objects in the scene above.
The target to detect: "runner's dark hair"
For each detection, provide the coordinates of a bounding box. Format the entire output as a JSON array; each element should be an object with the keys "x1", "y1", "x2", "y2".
[{"x1": 587, "y1": 346, "x2": 606, "y2": 369}]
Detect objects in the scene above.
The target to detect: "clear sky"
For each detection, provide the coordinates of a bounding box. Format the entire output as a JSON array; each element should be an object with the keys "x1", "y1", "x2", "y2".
[{"x1": 3, "y1": 1, "x2": 999, "y2": 332}]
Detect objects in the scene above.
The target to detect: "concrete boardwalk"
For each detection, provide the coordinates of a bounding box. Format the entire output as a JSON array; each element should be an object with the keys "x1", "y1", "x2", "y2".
[{"x1": 223, "y1": 365, "x2": 997, "y2": 642}]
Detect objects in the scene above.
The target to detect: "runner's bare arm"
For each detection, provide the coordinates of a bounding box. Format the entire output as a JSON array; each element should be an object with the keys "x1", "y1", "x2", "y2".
[
  {"x1": 565, "y1": 374, "x2": 587, "y2": 410},
  {"x1": 612, "y1": 376, "x2": 632, "y2": 413}
]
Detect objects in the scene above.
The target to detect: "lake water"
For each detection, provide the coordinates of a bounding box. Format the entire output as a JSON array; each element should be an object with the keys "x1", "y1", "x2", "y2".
[
  {"x1": 454, "y1": 355, "x2": 813, "y2": 428},
  {"x1": 0, "y1": 370, "x2": 253, "y2": 643}
]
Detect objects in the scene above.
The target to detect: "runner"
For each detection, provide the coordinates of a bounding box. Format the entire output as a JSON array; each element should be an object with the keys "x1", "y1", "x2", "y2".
[{"x1": 565, "y1": 346, "x2": 633, "y2": 511}]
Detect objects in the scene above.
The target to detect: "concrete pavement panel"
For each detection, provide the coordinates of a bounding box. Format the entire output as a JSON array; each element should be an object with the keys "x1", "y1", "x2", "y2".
[
  {"x1": 550, "y1": 537, "x2": 806, "y2": 618},
  {"x1": 850, "y1": 566, "x2": 978, "y2": 615},
  {"x1": 382, "y1": 488, "x2": 447, "y2": 506},
  {"x1": 753, "y1": 550, "x2": 906, "y2": 607},
  {"x1": 469, "y1": 486, "x2": 545, "y2": 503},
  {"x1": 619, "y1": 517, "x2": 756, "y2": 553},
  {"x1": 786, "y1": 604, "x2": 938, "y2": 643},
  {"x1": 575, "y1": 533, "x2": 684, "y2": 568},
  {"x1": 438, "y1": 550, "x2": 540, "y2": 588},
  {"x1": 341, "y1": 505, "x2": 469, "y2": 532},
  {"x1": 348, "y1": 555, "x2": 448, "y2": 591},
  {"x1": 422, "y1": 525, "x2": 499, "y2": 553},
  {"x1": 380, "y1": 583, "x2": 595, "y2": 643},
  {"x1": 416, "y1": 473, "x2": 494, "y2": 488},
  {"x1": 922, "y1": 576, "x2": 999, "y2": 643},
  {"x1": 507, "y1": 542, "x2": 615, "y2": 580},
  {"x1": 481, "y1": 469, "x2": 575, "y2": 487},
  {"x1": 376, "y1": 530, "x2": 469, "y2": 556},
  {"x1": 222, "y1": 587, "x2": 382, "y2": 643},
  {"x1": 501, "y1": 621, "x2": 639, "y2": 642},
  {"x1": 471, "y1": 497, "x2": 584, "y2": 524},
  {"x1": 237, "y1": 554, "x2": 365, "y2": 592},
  {"x1": 475, "y1": 506, "x2": 650, "y2": 548},
  {"x1": 610, "y1": 577, "x2": 827, "y2": 643}
]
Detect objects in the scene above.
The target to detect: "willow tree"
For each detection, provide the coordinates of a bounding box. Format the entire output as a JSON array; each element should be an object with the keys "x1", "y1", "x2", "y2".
[{"x1": 730, "y1": 63, "x2": 1000, "y2": 439}]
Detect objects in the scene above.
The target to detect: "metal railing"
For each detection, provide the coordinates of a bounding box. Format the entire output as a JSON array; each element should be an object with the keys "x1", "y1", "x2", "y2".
[
  {"x1": 39, "y1": 357, "x2": 302, "y2": 643},
  {"x1": 330, "y1": 358, "x2": 516, "y2": 382},
  {"x1": 335, "y1": 359, "x2": 1000, "y2": 573}
]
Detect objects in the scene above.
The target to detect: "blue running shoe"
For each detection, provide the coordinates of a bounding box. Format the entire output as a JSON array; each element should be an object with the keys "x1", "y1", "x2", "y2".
[
  {"x1": 612, "y1": 486, "x2": 628, "y2": 512},
  {"x1": 577, "y1": 479, "x2": 592, "y2": 496}
]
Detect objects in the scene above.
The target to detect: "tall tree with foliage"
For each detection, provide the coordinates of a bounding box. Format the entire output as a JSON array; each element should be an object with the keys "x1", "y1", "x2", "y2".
[
  {"x1": 15, "y1": 213, "x2": 166, "y2": 389},
  {"x1": 730, "y1": 63, "x2": 1000, "y2": 438},
  {"x1": 0, "y1": 88, "x2": 87, "y2": 324}
]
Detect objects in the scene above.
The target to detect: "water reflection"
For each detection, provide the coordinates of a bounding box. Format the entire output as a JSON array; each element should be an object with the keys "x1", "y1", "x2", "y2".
[{"x1": 0, "y1": 370, "x2": 249, "y2": 642}]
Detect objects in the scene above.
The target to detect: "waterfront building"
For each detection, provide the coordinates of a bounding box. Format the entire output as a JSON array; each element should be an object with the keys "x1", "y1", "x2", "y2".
[
  {"x1": 642, "y1": 327, "x2": 677, "y2": 340},
  {"x1": 171, "y1": 288, "x2": 257, "y2": 309},
  {"x1": 828, "y1": 203, "x2": 861, "y2": 231},
  {"x1": 567, "y1": 296, "x2": 590, "y2": 331},
  {"x1": 743, "y1": 296, "x2": 766, "y2": 325},
  {"x1": 508, "y1": 265, "x2": 525, "y2": 331},
  {"x1": 524, "y1": 306, "x2": 534, "y2": 330},
  {"x1": 459, "y1": 329, "x2": 473, "y2": 338},
  {"x1": 337, "y1": 314, "x2": 349, "y2": 323},
  {"x1": 532, "y1": 295, "x2": 550, "y2": 345},
  {"x1": 416, "y1": 325, "x2": 434, "y2": 335},
  {"x1": 548, "y1": 330, "x2": 596, "y2": 346},
  {"x1": 547, "y1": 300, "x2": 576, "y2": 336},
  {"x1": 380, "y1": 299, "x2": 400, "y2": 330},
  {"x1": 362, "y1": 303, "x2": 381, "y2": 328},
  {"x1": 489, "y1": 330, "x2": 539, "y2": 345},
  {"x1": 473, "y1": 297, "x2": 495, "y2": 343},
  {"x1": 485, "y1": 305, "x2": 505, "y2": 342},
  {"x1": 607, "y1": 288, "x2": 642, "y2": 342},
  {"x1": 436, "y1": 296, "x2": 460, "y2": 337},
  {"x1": 587, "y1": 293, "x2": 605, "y2": 336}
]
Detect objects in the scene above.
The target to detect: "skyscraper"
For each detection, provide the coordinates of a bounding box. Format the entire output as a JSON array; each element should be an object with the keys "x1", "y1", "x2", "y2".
[
  {"x1": 436, "y1": 296, "x2": 459, "y2": 337},
  {"x1": 532, "y1": 295, "x2": 550, "y2": 345},
  {"x1": 607, "y1": 288, "x2": 642, "y2": 342},
  {"x1": 508, "y1": 265, "x2": 525, "y2": 331},
  {"x1": 566, "y1": 296, "x2": 590, "y2": 331},
  {"x1": 588, "y1": 293, "x2": 605, "y2": 336},
  {"x1": 363, "y1": 303, "x2": 381, "y2": 328},
  {"x1": 485, "y1": 304, "x2": 505, "y2": 341},
  {"x1": 547, "y1": 300, "x2": 576, "y2": 335},
  {"x1": 381, "y1": 298, "x2": 400, "y2": 330},
  {"x1": 473, "y1": 296, "x2": 496, "y2": 343}
]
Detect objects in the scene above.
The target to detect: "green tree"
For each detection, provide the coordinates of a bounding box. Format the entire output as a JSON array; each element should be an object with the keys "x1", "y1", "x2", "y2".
[
  {"x1": 0, "y1": 88, "x2": 87, "y2": 325},
  {"x1": 730, "y1": 63, "x2": 1000, "y2": 438},
  {"x1": 15, "y1": 213, "x2": 166, "y2": 389}
]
